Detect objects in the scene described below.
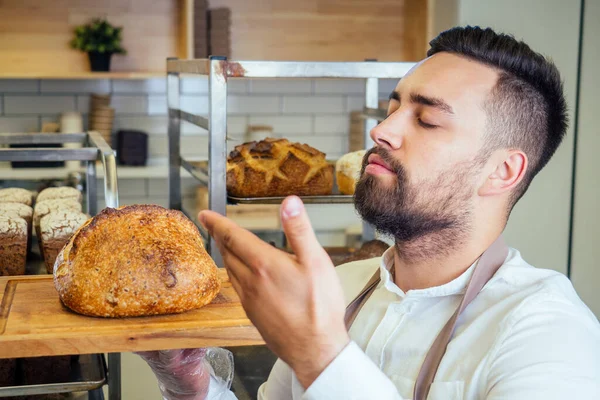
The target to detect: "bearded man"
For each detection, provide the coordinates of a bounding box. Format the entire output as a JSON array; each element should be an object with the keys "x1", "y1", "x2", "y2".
[{"x1": 141, "y1": 26, "x2": 600, "y2": 399}]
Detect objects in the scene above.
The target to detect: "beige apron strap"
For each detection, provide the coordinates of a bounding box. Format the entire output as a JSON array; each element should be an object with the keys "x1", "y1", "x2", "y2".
[
  {"x1": 344, "y1": 267, "x2": 381, "y2": 329},
  {"x1": 413, "y1": 236, "x2": 508, "y2": 400},
  {"x1": 342, "y1": 237, "x2": 509, "y2": 400}
]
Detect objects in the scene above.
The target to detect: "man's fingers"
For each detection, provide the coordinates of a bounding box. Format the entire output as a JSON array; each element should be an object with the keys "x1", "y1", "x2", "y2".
[
  {"x1": 280, "y1": 196, "x2": 327, "y2": 266},
  {"x1": 199, "y1": 210, "x2": 277, "y2": 270}
]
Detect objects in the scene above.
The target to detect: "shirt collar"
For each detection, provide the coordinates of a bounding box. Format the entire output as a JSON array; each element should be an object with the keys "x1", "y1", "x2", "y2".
[{"x1": 379, "y1": 246, "x2": 478, "y2": 298}]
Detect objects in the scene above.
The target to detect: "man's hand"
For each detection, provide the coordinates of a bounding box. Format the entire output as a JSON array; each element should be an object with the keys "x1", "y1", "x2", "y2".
[
  {"x1": 199, "y1": 196, "x2": 350, "y2": 389},
  {"x1": 137, "y1": 348, "x2": 211, "y2": 400}
]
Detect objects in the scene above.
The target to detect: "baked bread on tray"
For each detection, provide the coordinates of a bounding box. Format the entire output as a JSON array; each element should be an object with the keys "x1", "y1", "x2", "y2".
[
  {"x1": 54, "y1": 204, "x2": 221, "y2": 317},
  {"x1": 226, "y1": 138, "x2": 334, "y2": 198}
]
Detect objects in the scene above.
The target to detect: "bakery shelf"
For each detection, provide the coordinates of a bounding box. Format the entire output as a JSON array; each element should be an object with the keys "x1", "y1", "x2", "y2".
[
  {"x1": 228, "y1": 195, "x2": 353, "y2": 205},
  {"x1": 0, "y1": 354, "x2": 106, "y2": 398},
  {"x1": 0, "y1": 131, "x2": 121, "y2": 399},
  {"x1": 167, "y1": 57, "x2": 415, "y2": 267}
]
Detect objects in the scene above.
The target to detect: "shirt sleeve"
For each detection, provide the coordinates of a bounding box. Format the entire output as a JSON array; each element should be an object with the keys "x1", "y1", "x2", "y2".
[
  {"x1": 257, "y1": 359, "x2": 295, "y2": 399},
  {"x1": 301, "y1": 341, "x2": 403, "y2": 400},
  {"x1": 485, "y1": 296, "x2": 600, "y2": 399}
]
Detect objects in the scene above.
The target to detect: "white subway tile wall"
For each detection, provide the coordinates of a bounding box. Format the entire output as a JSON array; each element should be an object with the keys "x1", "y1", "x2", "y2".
[
  {"x1": 4, "y1": 95, "x2": 76, "y2": 114},
  {"x1": 40, "y1": 79, "x2": 110, "y2": 93},
  {"x1": 1, "y1": 77, "x2": 399, "y2": 246},
  {"x1": 0, "y1": 79, "x2": 39, "y2": 93}
]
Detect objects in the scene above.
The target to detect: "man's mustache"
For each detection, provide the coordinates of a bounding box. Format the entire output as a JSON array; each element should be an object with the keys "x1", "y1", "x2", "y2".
[{"x1": 361, "y1": 146, "x2": 405, "y2": 177}]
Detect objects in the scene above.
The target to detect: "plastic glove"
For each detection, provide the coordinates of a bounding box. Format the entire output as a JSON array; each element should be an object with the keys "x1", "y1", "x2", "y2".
[{"x1": 137, "y1": 347, "x2": 234, "y2": 400}]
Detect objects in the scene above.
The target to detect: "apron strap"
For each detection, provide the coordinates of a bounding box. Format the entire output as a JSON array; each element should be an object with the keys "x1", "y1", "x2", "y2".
[{"x1": 343, "y1": 236, "x2": 509, "y2": 400}]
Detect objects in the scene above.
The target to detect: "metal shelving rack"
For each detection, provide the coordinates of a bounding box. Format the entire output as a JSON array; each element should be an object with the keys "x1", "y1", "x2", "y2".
[
  {"x1": 0, "y1": 131, "x2": 121, "y2": 400},
  {"x1": 167, "y1": 57, "x2": 415, "y2": 267}
]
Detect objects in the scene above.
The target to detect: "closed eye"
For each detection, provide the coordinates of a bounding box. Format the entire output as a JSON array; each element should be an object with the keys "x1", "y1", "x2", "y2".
[{"x1": 418, "y1": 118, "x2": 437, "y2": 129}]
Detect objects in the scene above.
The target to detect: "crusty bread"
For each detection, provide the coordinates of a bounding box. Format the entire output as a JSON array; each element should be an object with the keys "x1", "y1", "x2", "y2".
[
  {"x1": 0, "y1": 215, "x2": 28, "y2": 276},
  {"x1": 226, "y1": 138, "x2": 334, "y2": 197},
  {"x1": 0, "y1": 188, "x2": 33, "y2": 206},
  {"x1": 335, "y1": 150, "x2": 366, "y2": 195},
  {"x1": 40, "y1": 211, "x2": 90, "y2": 274},
  {"x1": 0, "y1": 202, "x2": 34, "y2": 255},
  {"x1": 34, "y1": 199, "x2": 82, "y2": 260},
  {"x1": 54, "y1": 204, "x2": 221, "y2": 317},
  {"x1": 36, "y1": 186, "x2": 82, "y2": 203}
]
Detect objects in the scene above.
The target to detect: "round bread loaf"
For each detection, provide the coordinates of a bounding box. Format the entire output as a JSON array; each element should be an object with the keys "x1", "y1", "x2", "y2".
[
  {"x1": 54, "y1": 204, "x2": 221, "y2": 317},
  {"x1": 0, "y1": 202, "x2": 33, "y2": 224},
  {"x1": 335, "y1": 150, "x2": 366, "y2": 195},
  {"x1": 0, "y1": 188, "x2": 33, "y2": 206},
  {"x1": 37, "y1": 186, "x2": 82, "y2": 203}
]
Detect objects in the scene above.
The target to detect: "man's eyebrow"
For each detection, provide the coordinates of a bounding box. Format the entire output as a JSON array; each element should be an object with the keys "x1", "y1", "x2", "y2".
[{"x1": 388, "y1": 91, "x2": 455, "y2": 115}]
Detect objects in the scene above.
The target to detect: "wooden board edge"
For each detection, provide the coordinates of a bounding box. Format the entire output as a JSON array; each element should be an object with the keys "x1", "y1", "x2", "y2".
[{"x1": 0, "y1": 325, "x2": 264, "y2": 359}]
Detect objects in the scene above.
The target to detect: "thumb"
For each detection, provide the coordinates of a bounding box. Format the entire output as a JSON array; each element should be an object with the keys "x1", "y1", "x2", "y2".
[{"x1": 281, "y1": 196, "x2": 326, "y2": 266}]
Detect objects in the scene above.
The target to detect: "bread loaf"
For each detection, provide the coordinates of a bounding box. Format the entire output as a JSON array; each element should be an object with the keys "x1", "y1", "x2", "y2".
[
  {"x1": 54, "y1": 204, "x2": 221, "y2": 317},
  {"x1": 36, "y1": 186, "x2": 82, "y2": 203},
  {"x1": 40, "y1": 211, "x2": 90, "y2": 274},
  {"x1": 227, "y1": 138, "x2": 334, "y2": 197},
  {"x1": 0, "y1": 188, "x2": 33, "y2": 206},
  {"x1": 0, "y1": 202, "x2": 34, "y2": 255},
  {"x1": 33, "y1": 199, "x2": 82, "y2": 258},
  {"x1": 0, "y1": 215, "x2": 28, "y2": 276},
  {"x1": 335, "y1": 150, "x2": 366, "y2": 195}
]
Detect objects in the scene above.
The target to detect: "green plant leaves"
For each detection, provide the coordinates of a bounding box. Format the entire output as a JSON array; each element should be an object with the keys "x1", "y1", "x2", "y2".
[{"x1": 69, "y1": 17, "x2": 127, "y2": 55}]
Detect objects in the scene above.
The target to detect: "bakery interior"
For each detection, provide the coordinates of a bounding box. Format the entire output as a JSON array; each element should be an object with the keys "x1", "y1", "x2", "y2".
[{"x1": 0, "y1": 0, "x2": 598, "y2": 399}]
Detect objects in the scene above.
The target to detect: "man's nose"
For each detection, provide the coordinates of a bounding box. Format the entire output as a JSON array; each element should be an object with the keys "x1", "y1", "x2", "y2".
[{"x1": 370, "y1": 118, "x2": 402, "y2": 150}]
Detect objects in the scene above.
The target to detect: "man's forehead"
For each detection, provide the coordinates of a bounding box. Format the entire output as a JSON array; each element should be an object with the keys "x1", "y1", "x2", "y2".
[{"x1": 394, "y1": 52, "x2": 499, "y2": 105}]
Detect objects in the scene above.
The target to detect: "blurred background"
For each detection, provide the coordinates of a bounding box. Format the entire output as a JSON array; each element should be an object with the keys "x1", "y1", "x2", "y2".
[{"x1": 0, "y1": 0, "x2": 597, "y2": 399}]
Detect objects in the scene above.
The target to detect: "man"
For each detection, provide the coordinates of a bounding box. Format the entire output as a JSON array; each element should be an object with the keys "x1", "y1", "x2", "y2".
[{"x1": 141, "y1": 26, "x2": 600, "y2": 399}]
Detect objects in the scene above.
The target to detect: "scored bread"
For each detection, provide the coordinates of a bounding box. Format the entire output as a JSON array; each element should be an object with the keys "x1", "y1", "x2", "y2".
[
  {"x1": 54, "y1": 204, "x2": 221, "y2": 317},
  {"x1": 227, "y1": 138, "x2": 334, "y2": 197},
  {"x1": 0, "y1": 188, "x2": 33, "y2": 206},
  {"x1": 34, "y1": 199, "x2": 82, "y2": 258},
  {"x1": 37, "y1": 186, "x2": 82, "y2": 203},
  {"x1": 0, "y1": 202, "x2": 34, "y2": 254},
  {"x1": 0, "y1": 215, "x2": 28, "y2": 276},
  {"x1": 40, "y1": 211, "x2": 90, "y2": 274},
  {"x1": 335, "y1": 150, "x2": 366, "y2": 195}
]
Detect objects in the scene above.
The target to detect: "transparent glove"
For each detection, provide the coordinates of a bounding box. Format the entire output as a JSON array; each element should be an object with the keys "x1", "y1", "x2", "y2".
[{"x1": 137, "y1": 347, "x2": 234, "y2": 400}]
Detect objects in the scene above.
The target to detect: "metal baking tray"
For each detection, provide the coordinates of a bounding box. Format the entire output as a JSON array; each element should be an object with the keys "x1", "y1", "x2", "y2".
[
  {"x1": 228, "y1": 194, "x2": 354, "y2": 205},
  {"x1": 0, "y1": 354, "x2": 106, "y2": 397}
]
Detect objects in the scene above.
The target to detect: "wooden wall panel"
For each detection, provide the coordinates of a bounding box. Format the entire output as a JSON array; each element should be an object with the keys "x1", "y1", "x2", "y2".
[
  {"x1": 209, "y1": 0, "x2": 427, "y2": 61},
  {"x1": 0, "y1": 0, "x2": 183, "y2": 74},
  {"x1": 0, "y1": 0, "x2": 427, "y2": 75}
]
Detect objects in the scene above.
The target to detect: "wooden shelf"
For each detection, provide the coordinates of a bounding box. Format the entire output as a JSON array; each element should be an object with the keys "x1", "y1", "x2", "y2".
[{"x1": 0, "y1": 71, "x2": 166, "y2": 80}]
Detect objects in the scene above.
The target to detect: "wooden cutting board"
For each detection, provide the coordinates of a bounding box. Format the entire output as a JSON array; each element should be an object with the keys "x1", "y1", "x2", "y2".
[{"x1": 0, "y1": 270, "x2": 264, "y2": 359}]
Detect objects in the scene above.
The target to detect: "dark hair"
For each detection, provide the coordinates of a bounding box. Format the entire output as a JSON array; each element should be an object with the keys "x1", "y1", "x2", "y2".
[{"x1": 428, "y1": 26, "x2": 568, "y2": 207}]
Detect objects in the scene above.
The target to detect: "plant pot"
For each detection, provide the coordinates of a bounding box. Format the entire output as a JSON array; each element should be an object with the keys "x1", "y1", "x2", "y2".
[{"x1": 88, "y1": 51, "x2": 113, "y2": 72}]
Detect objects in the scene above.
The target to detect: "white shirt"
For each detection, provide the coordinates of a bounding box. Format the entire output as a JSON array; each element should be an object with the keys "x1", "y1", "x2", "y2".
[{"x1": 252, "y1": 246, "x2": 600, "y2": 400}]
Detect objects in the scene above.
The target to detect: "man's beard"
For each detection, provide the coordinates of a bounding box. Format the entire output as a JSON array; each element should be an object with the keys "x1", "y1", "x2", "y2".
[{"x1": 354, "y1": 147, "x2": 482, "y2": 248}]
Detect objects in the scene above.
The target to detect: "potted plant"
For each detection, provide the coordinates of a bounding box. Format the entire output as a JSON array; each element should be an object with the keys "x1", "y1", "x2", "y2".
[{"x1": 70, "y1": 18, "x2": 126, "y2": 72}]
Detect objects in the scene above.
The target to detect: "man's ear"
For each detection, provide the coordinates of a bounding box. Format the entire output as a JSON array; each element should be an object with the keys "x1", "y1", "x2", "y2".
[{"x1": 478, "y1": 150, "x2": 528, "y2": 197}]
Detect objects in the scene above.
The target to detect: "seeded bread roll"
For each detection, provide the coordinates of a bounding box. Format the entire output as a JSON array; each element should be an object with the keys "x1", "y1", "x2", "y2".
[
  {"x1": 33, "y1": 199, "x2": 82, "y2": 258},
  {"x1": 0, "y1": 188, "x2": 33, "y2": 206},
  {"x1": 0, "y1": 215, "x2": 28, "y2": 276},
  {"x1": 226, "y1": 138, "x2": 334, "y2": 197},
  {"x1": 40, "y1": 211, "x2": 90, "y2": 274},
  {"x1": 36, "y1": 187, "x2": 82, "y2": 203},
  {"x1": 0, "y1": 202, "x2": 34, "y2": 254},
  {"x1": 335, "y1": 150, "x2": 366, "y2": 195},
  {"x1": 54, "y1": 205, "x2": 221, "y2": 317}
]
